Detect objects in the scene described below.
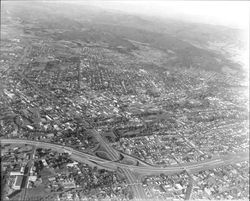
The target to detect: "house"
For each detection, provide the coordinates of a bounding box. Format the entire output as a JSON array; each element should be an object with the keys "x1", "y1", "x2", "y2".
[{"x1": 41, "y1": 159, "x2": 48, "y2": 166}]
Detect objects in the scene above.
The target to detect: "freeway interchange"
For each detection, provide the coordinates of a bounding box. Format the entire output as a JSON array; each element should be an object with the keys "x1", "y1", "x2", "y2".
[
  {"x1": 3, "y1": 45, "x2": 248, "y2": 199},
  {"x1": 88, "y1": 129, "x2": 148, "y2": 199},
  {"x1": 1, "y1": 138, "x2": 249, "y2": 200},
  {"x1": 1, "y1": 138, "x2": 248, "y2": 175}
]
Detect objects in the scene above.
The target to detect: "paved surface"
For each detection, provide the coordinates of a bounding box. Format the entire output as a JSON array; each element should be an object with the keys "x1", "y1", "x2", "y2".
[
  {"x1": 184, "y1": 175, "x2": 194, "y2": 200},
  {"x1": 19, "y1": 145, "x2": 36, "y2": 201},
  {"x1": 4, "y1": 45, "x2": 31, "y2": 74},
  {"x1": 1, "y1": 138, "x2": 248, "y2": 175},
  {"x1": 2, "y1": 46, "x2": 247, "y2": 201},
  {"x1": 1, "y1": 138, "x2": 248, "y2": 201},
  {"x1": 89, "y1": 130, "x2": 147, "y2": 199}
]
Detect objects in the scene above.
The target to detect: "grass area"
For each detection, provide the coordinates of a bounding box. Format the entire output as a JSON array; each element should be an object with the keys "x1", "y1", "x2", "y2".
[{"x1": 24, "y1": 187, "x2": 51, "y2": 201}]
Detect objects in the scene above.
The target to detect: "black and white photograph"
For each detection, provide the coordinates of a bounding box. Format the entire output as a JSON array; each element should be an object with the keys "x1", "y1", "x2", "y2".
[{"x1": 0, "y1": 1, "x2": 249, "y2": 201}]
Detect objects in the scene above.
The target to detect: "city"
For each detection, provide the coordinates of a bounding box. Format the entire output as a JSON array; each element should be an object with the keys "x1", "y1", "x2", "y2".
[{"x1": 0, "y1": 1, "x2": 249, "y2": 201}]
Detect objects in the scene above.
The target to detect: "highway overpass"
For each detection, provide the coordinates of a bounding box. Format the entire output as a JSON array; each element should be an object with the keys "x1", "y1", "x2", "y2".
[{"x1": 1, "y1": 138, "x2": 248, "y2": 175}]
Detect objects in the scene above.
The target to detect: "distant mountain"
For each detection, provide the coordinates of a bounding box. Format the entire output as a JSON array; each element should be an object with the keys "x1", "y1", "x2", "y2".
[{"x1": 1, "y1": 1, "x2": 245, "y2": 73}]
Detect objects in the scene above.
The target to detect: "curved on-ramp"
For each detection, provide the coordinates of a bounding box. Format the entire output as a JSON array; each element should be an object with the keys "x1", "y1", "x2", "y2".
[{"x1": 1, "y1": 138, "x2": 248, "y2": 175}]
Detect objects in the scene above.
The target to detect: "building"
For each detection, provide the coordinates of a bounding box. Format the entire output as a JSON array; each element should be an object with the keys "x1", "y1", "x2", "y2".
[
  {"x1": 10, "y1": 165, "x2": 24, "y2": 176},
  {"x1": 12, "y1": 175, "x2": 23, "y2": 190},
  {"x1": 62, "y1": 179, "x2": 76, "y2": 189},
  {"x1": 10, "y1": 171, "x2": 23, "y2": 176},
  {"x1": 41, "y1": 159, "x2": 48, "y2": 166}
]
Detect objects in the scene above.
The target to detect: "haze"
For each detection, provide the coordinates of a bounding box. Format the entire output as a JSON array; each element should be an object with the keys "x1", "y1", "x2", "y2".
[{"x1": 65, "y1": 0, "x2": 250, "y2": 30}]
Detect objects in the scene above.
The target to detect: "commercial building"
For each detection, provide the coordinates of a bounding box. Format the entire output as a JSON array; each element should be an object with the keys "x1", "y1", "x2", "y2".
[{"x1": 12, "y1": 175, "x2": 23, "y2": 190}]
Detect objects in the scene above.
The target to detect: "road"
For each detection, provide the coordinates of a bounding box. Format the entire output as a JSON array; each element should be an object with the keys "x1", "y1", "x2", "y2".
[
  {"x1": 6, "y1": 44, "x2": 55, "y2": 101},
  {"x1": 89, "y1": 129, "x2": 147, "y2": 199},
  {"x1": 1, "y1": 138, "x2": 248, "y2": 175},
  {"x1": 184, "y1": 173, "x2": 194, "y2": 200},
  {"x1": 1, "y1": 138, "x2": 248, "y2": 201},
  {"x1": 19, "y1": 145, "x2": 36, "y2": 201},
  {"x1": 4, "y1": 45, "x2": 31, "y2": 74}
]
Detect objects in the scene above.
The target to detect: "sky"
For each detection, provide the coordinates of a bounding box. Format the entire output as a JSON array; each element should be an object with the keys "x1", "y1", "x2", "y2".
[{"x1": 65, "y1": 1, "x2": 250, "y2": 30}]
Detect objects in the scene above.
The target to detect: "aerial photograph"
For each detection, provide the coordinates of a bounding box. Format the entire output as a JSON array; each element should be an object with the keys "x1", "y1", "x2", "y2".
[{"x1": 0, "y1": 1, "x2": 249, "y2": 201}]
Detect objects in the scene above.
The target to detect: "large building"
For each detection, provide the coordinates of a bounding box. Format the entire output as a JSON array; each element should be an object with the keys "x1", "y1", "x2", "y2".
[
  {"x1": 12, "y1": 175, "x2": 23, "y2": 190},
  {"x1": 10, "y1": 165, "x2": 24, "y2": 176}
]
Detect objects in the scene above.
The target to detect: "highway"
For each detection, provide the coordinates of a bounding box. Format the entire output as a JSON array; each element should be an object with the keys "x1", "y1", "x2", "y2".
[
  {"x1": 2, "y1": 45, "x2": 247, "y2": 201},
  {"x1": 19, "y1": 145, "x2": 37, "y2": 201},
  {"x1": 89, "y1": 130, "x2": 147, "y2": 199},
  {"x1": 1, "y1": 138, "x2": 248, "y2": 201},
  {"x1": 1, "y1": 138, "x2": 248, "y2": 175}
]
